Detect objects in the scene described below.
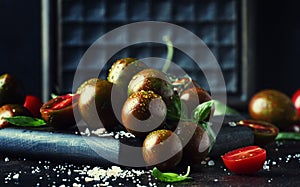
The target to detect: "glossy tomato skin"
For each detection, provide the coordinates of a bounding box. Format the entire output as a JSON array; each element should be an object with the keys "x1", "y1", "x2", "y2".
[
  {"x1": 142, "y1": 129, "x2": 183, "y2": 171},
  {"x1": 24, "y1": 95, "x2": 43, "y2": 118},
  {"x1": 292, "y1": 89, "x2": 300, "y2": 117},
  {"x1": 249, "y1": 89, "x2": 298, "y2": 130},
  {"x1": 221, "y1": 146, "x2": 266, "y2": 175},
  {"x1": 237, "y1": 120, "x2": 279, "y2": 146},
  {"x1": 40, "y1": 94, "x2": 80, "y2": 129}
]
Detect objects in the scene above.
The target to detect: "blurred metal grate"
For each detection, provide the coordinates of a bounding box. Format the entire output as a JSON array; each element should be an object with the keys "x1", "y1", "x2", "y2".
[{"x1": 47, "y1": 0, "x2": 254, "y2": 108}]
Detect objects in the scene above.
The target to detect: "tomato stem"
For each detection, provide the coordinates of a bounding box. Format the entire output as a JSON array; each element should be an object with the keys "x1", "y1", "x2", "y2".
[{"x1": 162, "y1": 36, "x2": 173, "y2": 73}]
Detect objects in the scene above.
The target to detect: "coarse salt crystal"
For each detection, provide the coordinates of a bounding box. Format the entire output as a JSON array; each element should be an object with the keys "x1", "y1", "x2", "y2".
[
  {"x1": 208, "y1": 160, "x2": 215, "y2": 166},
  {"x1": 85, "y1": 177, "x2": 94, "y2": 182},
  {"x1": 263, "y1": 164, "x2": 270, "y2": 171},
  {"x1": 99, "y1": 182, "x2": 110, "y2": 186},
  {"x1": 12, "y1": 173, "x2": 19, "y2": 180},
  {"x1": 136, "y1": 185, "x2": 148, "y2": 187},
  {"x1": 72, "y1": 183, "x2": 81, "y2": 187},
  {"x1": 92, "y1": 128, "x2": 107, "y2": 135},
  {"x1": 267, "y1": 179, "x2": 272, "y2": 183}
]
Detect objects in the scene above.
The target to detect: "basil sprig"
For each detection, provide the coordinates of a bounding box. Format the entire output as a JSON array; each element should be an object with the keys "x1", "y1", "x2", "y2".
[
  {"x1": 166, "y1": 94, "x2": 188, "y2": 121},
  {"x1": 3, "y1": 116, "x2": 46, "y2": 127},
  {"x1": 166, "y1": 97, "x2": 217, "y2": 152},
  {"x1": 151, "y1": 166, "x2": 192, "y2": 183},
  {"x1": 213, "y1": 100, "x2": 239, "y2": 116},
  {"x1": 275, "y1": 132, "x2": 300, "y2": 141},
  {"x1": 192, "y1": 100, "x2": 216, "y2": 151},
  {"x1": 193, "y1": 100, "x2": 214, "y2": 124}
]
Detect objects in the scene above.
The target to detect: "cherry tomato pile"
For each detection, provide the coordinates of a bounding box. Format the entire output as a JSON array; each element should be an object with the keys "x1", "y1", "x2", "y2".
[
  {"x1": 27, "y1": 58, "x2": 214, "y2": 170},
  {"x1": 3, "y1": 61, "x2": 300, "y2": 175}
]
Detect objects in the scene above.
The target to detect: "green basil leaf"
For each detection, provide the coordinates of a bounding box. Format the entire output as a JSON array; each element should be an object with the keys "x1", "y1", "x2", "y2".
[
  {"x1": 167, "y1": 94, "x2": 188, "y2": 121},
  {"x1": 151, "y1": 166, "x2": 192, "y2": 183},
  {"x1": 213, "y1": 100, "x2": 239, "y2": 116},
  {"x1": 192, "y1": 101, "x2": 216, "y2": 152},
  {"x1": 275, "y1": 132, "x2": 300, "y2": 141},
  {"x1": 3, "y1": 116, "x2": 46, "y2": 127},
  {"x1": 193, "y1": 100, "x2": 214, "y2": 124},
  {"x1": 201, "y1": 122, "x2": 216, "y2": 152}
]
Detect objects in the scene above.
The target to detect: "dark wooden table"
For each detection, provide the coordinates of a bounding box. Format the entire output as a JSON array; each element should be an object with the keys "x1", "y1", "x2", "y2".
[{"x1": 0, "y1": 140, "x2": 299, "y2": 187}]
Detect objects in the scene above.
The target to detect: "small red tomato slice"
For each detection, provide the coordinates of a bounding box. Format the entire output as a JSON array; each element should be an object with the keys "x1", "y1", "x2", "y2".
[
  {"x1": 51, "y1": 94, "x2": 79, "y2": 110},
  {"x1": 221, "y1": 146, "x2": 266, "y2": 175},
  {"x1": 292, "y1": 89, "x2": 300, "y2": 117},
  {"x1": 24, "y1": 95, "x2": 43, "y2": 118}
]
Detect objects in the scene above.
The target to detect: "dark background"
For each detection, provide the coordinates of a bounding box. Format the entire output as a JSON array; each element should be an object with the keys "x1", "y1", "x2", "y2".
[
  {"x1": 0, "y1": 0, "x2": 300, "y2": 105},
  {"x1": 0, "y1": 0, "x2": 41, "y2": 97}
]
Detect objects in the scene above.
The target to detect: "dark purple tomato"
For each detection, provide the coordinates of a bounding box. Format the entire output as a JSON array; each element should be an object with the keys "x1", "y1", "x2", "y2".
[
  {"x1": 175, "y1": 121, "x2": 210, "y2": 164},
  {"x1": 107, "y1": 58, "x2": 147, "y2": 90},
  {"x1": 0, "y1": 73, "x2": 26, "y2": 106},
  {"x1": 237, "y1": 119, "x2": 279, "y2": 146},
  {"x1": 78, "y1": 78, "x2": 121, "y2": 132},
  {"x1": 0, "y1": 104, "x2": 31, "y2": 128},
  {"x1": 128, "y1": 68, "x2": 174, "y2": 105},
  {"x1": 180, "y1": 87, "x2": 212, "y2": 119},
  {"x1": 122, "y1": 90, "x2": 167, "y2": 137},
  {"x1": 142, "y1": 129, "x2": 183, "y2": 171},
  {"x1": 249, "y1": 89, "x2": 298, "y2": 130},
  {"x1": 40, "y1": 94, "x2": 80, "y2": 129}
]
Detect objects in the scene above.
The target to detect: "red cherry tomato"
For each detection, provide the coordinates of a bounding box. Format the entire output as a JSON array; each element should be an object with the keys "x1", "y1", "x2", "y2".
[
  {"x1": 24, "y1": 95, "x2": 43, "y2": 118},
  {"x1": 221, "y1": 146, "x2": 266, "y2": 175},
  {"x1": 292, "y1": 89, "x2": 300, "y2": 117}
]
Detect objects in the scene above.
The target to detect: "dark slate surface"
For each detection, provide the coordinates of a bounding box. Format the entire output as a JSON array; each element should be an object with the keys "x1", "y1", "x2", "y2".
[
  {"x1": 0, "y1": 115, "x2": 252, "y2": 166},
  {"x1": 0, "y1": 114, "x2": 299, "y2": 186},
  {"x1": 0, "y1": 140, "x2": 299, "y2": 186}
]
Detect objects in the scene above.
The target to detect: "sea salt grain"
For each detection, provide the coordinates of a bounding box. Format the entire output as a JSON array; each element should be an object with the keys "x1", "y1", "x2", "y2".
[
  {"x1": 80, "y1": 128, "x2": 91, "y2": 136},
  {"x1": 84, "y1": 177, "x2": 94, "y2": 182},
  {"x1": 267, "y1": 178, "x2": 273, "y2": 183},
  {"x1": 99, "y1": 182, "x2": 109, "y2": 186},
  {"x1": 12, "y1": 173, "x2": 19, "y2": 180},
  {"x1": 208, "y1": 160, "x2": 215, "y2": 166},
  {"x1": 72, "y1": 183, "x2": 81, "y2": 187}
]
